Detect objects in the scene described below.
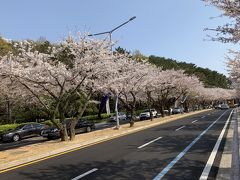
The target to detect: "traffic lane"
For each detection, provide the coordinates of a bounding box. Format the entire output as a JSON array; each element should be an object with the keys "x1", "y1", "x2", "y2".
[
  {"x1": 0, "y1": 109, "x2": 220, "y2": 180},
  {"x1": 0, "y1": 109, "x2": 214, "y2": 151},
  {"x1": 153, "y1": 109, "x2": 232, "y2": 180},
  {"x1": 72, "y1": 110, "x2": 228, "y2": 180},
  {"x1": 88, "y1": 110, "x2": 231, "y2": 180}
]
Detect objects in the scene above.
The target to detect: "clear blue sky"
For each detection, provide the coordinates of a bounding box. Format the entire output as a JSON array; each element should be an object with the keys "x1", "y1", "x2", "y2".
[{"x1": 0, "y1": 0, "x2": 237, "y2": 75}]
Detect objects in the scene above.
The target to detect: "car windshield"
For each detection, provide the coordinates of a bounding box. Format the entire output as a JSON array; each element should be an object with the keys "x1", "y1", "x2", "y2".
[{"x1": 15, "y1": 125, "x2": 25, "y2": 130}]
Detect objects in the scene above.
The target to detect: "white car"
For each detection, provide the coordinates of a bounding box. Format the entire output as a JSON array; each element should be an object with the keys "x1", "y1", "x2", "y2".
[
  {"x1": 109, "y1": 112, "x2": 127, "y2": 122},
  {"x1": 139, "y1": 109, "x2": 157, "y2": 120}
]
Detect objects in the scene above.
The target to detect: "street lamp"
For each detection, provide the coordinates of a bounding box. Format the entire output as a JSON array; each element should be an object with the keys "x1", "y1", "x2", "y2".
[
  {"x1": 88, "y1": 16, "x2": 136, "y2": 51},
  {"x1": 89, "y1": 16, "x2": 136, "y2": 129}
]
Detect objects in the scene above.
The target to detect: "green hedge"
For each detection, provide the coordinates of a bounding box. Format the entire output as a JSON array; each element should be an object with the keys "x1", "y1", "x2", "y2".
[
  {"x1": 0, "y1": 124, "x2": 19, "y2": 134},
  {"x1": 82, "y1": 113, "x2": 111, "y2": 122},
  {"x1": 0, "y1": 122, "x2": 40, "y2": 134},
  {"x1": 135, "y1": 109, "x2": 145, "y2": 115},
  {"x1": 42, "y1": 120, "x2": 54, "y2": 127}
]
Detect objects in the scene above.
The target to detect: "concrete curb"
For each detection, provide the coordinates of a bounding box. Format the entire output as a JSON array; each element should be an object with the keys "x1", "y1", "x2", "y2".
[{"x1": 0, "y1": 109, "x2": 211, "y2": 172}]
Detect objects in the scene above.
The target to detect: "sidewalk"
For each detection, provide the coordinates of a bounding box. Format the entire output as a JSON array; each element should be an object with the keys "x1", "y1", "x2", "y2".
[
  {"x1": 216, "y1": 108, "x2": 240, "y2": 180},
  {"x1": 0, "y1": 109, "x2": 210, "y2": 172}
]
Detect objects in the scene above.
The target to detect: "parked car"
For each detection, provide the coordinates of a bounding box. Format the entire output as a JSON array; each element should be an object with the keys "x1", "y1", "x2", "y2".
[
  {"x1": 139, "y1": 109, "x2": 157, "y2": 120},
  {"x1": 109, "y1": 112, "x2": 127, "y2": 122},
  {"x1": 1, "y1": 123, "x2": 49, "y2": 142},
  {"x1": 172, "y1": 107, "x2": 184, "y2": 114},
  {"x1": 42, "y1": 119, "x2": 95, "y2": 140},
  {"x1": 164, "y1": 108, "x2": 172, "y2": 115},
  {"x1": 214, "y1": 104, "x2": 221, "y2": 109},
  {"x1": 126, "y1": 114, "x2": 140, "y2": 121},
  {"x1": 220, "y1": 104, "x2": 229, "y2": 110}
]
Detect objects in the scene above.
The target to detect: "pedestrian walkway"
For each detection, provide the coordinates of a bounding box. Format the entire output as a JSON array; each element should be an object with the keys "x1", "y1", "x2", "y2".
[
  {"x1": 216, "y1": 108, "x2": 240, "y2": 180},
  {"x1": 0, "y1": 109, "x2": 210, "y2": 172}
]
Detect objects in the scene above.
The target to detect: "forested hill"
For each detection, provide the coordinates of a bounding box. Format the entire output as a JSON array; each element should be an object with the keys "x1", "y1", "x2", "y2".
[{"x1": 148, "y1": 55, "x2": 230, "y2": 89}]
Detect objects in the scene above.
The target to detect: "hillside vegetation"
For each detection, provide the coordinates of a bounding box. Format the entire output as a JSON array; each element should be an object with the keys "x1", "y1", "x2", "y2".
[{"x1": 148, "y1": 55, "x2": 230, "y2": 88}]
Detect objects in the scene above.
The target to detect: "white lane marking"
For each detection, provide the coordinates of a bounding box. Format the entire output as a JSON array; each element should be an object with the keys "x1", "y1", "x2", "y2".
[
  {"x1": 138, "y1": 137, "x2": 162, "y2": 149},
  {"x1": 201, "y1": 116, "x2": 206, "y2": 119},
  {"x1": 71, "y1": 168, "x2": 98, "y2": 180},
  {"x1": 153, "y1": 110, "x2": 228, "y2": 180},
  {"x1": 199, "y1": 110, "x2": 233, "y2": 180},
  {"x1": 175, "y1": 126, "x2": 185, "y2": 131},
  {"x1": 191, "y1": 120, "x2": 198, "y2": 124}
]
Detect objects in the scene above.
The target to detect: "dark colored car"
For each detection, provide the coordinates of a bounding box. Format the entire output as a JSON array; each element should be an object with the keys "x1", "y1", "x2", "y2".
[
  {"x1": 219, "y1": 104, "x2": 229, "y2": 110},
  {"x1": 42, "y1": 120, "x2": 95, "y2": 140},
  {"x1": 1, "y1": 123, "x2": 49, "y2": 142}
]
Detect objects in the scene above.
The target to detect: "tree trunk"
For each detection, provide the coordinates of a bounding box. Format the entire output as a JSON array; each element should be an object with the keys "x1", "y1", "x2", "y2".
[
  {"x1": 129, "y1": 92, "x2": 136, "y2": 127},
  {"x1": 58, "y1": 104, "x2": 69, "y2": 141},
  {"x1": 69, "y1": 119, "x2": 78, "y2": 141},
  {"x1": 60, "y1": 125, "x2": 68, "y2": 141},
  {"x1": 129, "y1": 120, "x2": 134, "y2": 127},
  {"x1": 97, "y1": 110, "x2": 102, "y2": 119},
  {"x1": 146, "y1": 91, "x2": 153, "y2": 121},
  {"x1": 149, "y1": 107, "x2": 153, "y2": 121},
  {"x1": 6, "y1": 98, "x2": 12, "y2": 123},
  {"x1": 69, "y1": 93, "x2": 92, "y2": 141},
  {"x1": 129, "y1": 108, "x2": 135, "y2": 127},
  {"x1": 159, "y1": 103, "x2": 165, "y2": 117}
]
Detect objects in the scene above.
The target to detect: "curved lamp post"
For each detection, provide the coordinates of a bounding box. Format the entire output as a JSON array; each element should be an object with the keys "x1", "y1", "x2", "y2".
[
  {"x1": 89, "y1": 16, "x2": 136, "y2": 129},
  {"x1": 88, "y1": 16, "x2": 136, "y2": 51}
]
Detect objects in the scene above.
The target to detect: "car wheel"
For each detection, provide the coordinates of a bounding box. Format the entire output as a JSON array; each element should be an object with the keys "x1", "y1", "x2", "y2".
[
  {"x1": 86, "y1": 126, "x2": 91, "y2": 132},
  {"x1": 12, "y1": 134, "x2": 20, "y2": 142}
]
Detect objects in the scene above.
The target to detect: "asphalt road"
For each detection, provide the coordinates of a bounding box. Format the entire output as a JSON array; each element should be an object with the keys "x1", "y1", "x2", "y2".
[{"x1": 0, "y1": 109, "x2": 232, "y2": 180}]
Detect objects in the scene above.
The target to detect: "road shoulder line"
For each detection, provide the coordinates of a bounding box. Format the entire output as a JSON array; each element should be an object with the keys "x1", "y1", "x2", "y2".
[{"x1": 199, "y1": 109, "x2": 233, "y2": 180}]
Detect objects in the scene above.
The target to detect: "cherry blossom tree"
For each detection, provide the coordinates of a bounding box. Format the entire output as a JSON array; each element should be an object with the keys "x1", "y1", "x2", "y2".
[
  {"x1": 0, "y1": 32, "x2": 236, "y2": 142},
  {"x1": 0, "y1": 34, "x2": 122, "y2": 141},
  {"x1": 147, "y1": 69, "x2": 202, "y2": 117},
  {"x1": 203, "y1": 0, "x2": 240, "y2": 43},
  {"x1": 117, "y1": 61, "x2": 153, "y2": 127},
  {"x1": 0, "y1": 76, "x2": 29, "y2": 123},
  {"x1": 203, "y1": 0, "x2": 239, "y2": 102}
]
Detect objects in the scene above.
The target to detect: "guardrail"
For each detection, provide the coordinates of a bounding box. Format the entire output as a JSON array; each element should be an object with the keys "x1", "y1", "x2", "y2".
[{"x1": 231, "y1": 108, "x2": 240, "y2": 180}]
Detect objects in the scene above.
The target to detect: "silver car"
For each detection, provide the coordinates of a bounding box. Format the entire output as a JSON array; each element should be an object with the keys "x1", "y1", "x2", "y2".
[{"x1": 109, "y1": 112, "x2": 127, "y2": 122}]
